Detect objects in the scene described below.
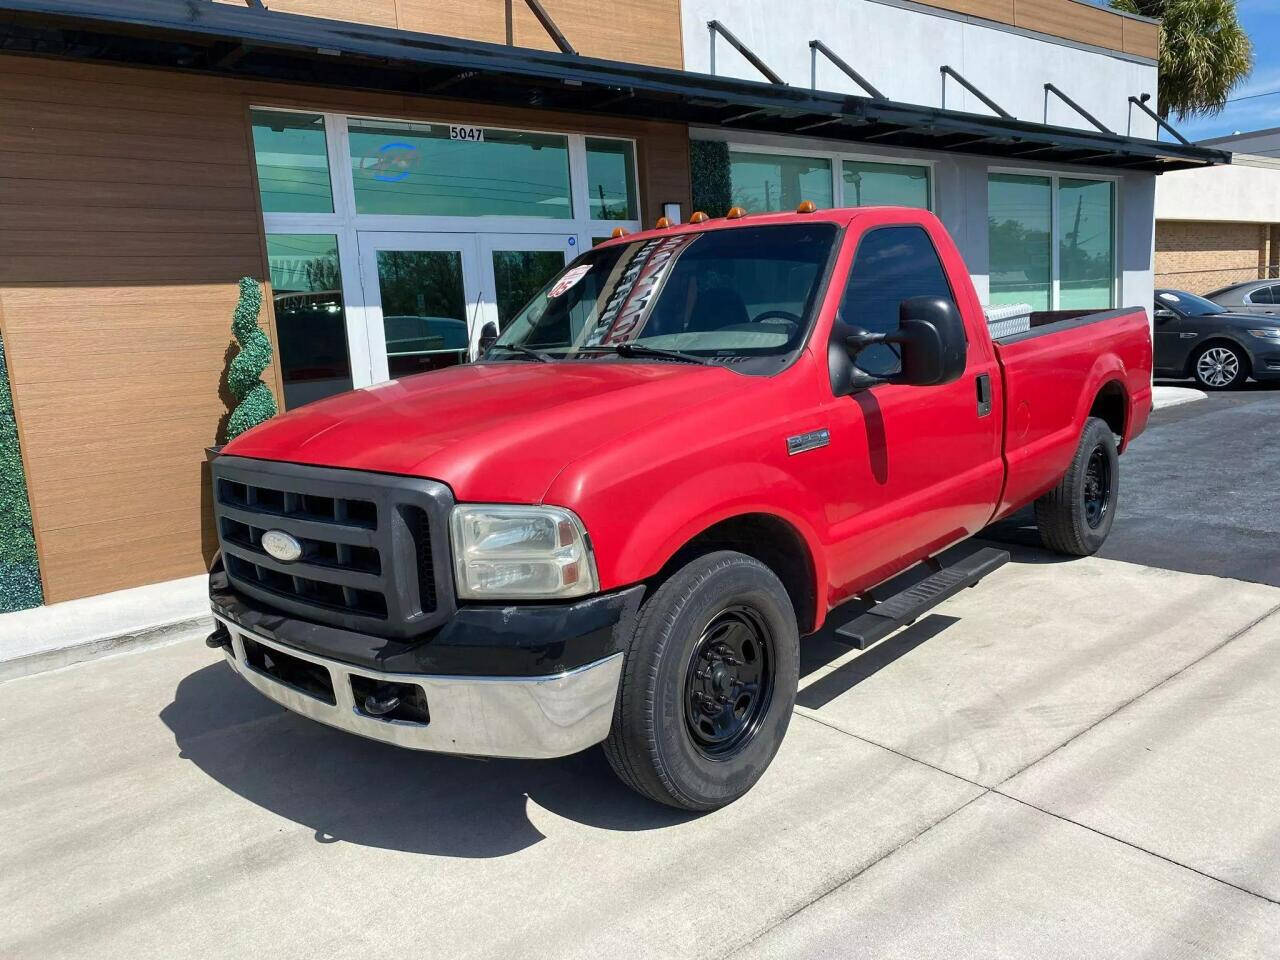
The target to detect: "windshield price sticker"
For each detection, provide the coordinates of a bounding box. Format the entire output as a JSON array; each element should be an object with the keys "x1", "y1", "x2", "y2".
[
  {"x1": 548, "y1": 265, "x2": 593, "y2": 299},
  {"x1": 449, "y1": 125, "x2": 485, "y2": 142}
]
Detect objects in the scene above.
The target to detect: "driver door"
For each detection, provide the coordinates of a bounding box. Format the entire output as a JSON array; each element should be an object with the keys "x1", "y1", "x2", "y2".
[{"x1": 818, "y1": 220, "x2": 1004, "y2": 599}]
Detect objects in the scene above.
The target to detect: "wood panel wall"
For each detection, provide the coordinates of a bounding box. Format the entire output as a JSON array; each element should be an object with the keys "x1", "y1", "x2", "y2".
[
  {"x1": 212, "y1": 0, "x2": 1155, "y2": 61},
  {"x1": 0, "y1": 54, "x2": 690, "y2": 603},
  {"x1": 211, "y1": 0, "x2": 685, "y2": 69}
]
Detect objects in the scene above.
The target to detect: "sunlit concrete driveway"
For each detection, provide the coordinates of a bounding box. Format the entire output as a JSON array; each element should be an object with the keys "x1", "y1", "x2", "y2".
[{"x1": 4, "y1": 390, "x2": 1280, "y2": 959}]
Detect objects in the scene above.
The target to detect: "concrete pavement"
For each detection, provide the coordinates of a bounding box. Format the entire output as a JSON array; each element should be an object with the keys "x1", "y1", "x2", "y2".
[
  {"x1": 4, "y1": 387, "x2": 1279, "y2": 959},
  {"x1": 3, "y1": 549, "x2": 1278, "y2": 960}
]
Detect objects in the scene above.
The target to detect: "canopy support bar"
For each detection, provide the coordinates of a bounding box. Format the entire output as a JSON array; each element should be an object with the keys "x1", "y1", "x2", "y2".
[
  {"x1": 1044, "y1": 82, "x2": 1111, "y2": 133},
  {"x1": 708, "y1": 19, "x2": 785, "y2": 85},
  {"x1": 1128, "y1": 94, "x2": 1192, "y2": 145},
  {"x1": 940, "y1": 65, "x2": 1011, "y2": 119},
  {"x1": 808, "y1": 39, "x2": 885, "y2": 99}
]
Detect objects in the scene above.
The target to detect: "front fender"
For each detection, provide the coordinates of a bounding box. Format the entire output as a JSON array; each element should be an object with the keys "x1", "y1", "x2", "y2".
[{"x1": 578, "y1": 461, "x2": 830, "y2": 633}]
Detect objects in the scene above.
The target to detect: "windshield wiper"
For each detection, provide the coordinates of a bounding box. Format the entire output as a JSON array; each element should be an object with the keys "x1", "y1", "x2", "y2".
[
  {"x1": 581, "y1": 343, "x2": 713, "y2": 366},
  {"x1": 490, "y1": 344, "x2": 554, "y2": 363}
]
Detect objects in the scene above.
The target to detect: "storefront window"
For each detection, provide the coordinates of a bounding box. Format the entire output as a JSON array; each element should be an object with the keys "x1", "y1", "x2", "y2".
[
  {"x1": 349, "y1": 120, "x2": 573, "y2": 218},
  {"x1": 586, "y1": 138, "x2": 639, "y2": 221},
  {"x1": 266, "y1": 235, "x2": 353, "y2": 408},
  {"x1": 729, "y1": 151, "x2": 833, "y2": 212},
  {"x1": 988, "y1": 173, "x2": 1052, "y2": 311},
  {"x1": 842, "y1": 161, "x2": 930, "y2": 209},
  {"x1": 1058, "y1": 178, "x2": 1115, "y2": 309},
  {"x1": 251, "y1": 111, "x2": 334, "y2": 214}
]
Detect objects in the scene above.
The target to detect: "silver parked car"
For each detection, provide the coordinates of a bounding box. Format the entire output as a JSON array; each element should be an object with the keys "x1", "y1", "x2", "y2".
[{"x1": 1205, "y1": 279, "x2": 1280, "y2": 317}]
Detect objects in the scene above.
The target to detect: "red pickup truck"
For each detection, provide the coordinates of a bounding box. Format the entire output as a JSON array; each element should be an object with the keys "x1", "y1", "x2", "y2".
[{"x1": 208, "y1": 205, "x2": 1152, "y2": 810}]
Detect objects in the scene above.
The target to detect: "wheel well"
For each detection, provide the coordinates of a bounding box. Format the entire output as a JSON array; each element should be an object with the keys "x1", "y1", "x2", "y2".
[
  {"x1": 658, "y1": 514, "x2": 818, "y2": 635},
  {"x1": 1186, "y1": 337, "x2": 1251, "y2": 377},
  {"x1": 1090, "y1": 380, "x2": 1128, "y2": 442}
]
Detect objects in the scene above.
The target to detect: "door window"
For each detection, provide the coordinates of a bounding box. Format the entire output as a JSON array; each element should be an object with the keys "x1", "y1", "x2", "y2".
[
  {"x1": 1249, "y1": 286, "x2": 1276, "y2": 304},
  {"x1": 840, "y1": 225, "x2": 958, "y2": 377},
  {"x1": 374, "y1": 250, "x2": 470, "y2": 376}
]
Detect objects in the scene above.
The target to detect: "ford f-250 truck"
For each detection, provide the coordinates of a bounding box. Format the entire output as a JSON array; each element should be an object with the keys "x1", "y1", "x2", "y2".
[{"x1": 207, "y1": 204, "x2": 1152, "y2": 810}]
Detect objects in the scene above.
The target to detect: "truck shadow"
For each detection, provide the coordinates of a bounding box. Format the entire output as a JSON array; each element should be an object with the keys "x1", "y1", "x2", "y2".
[{"x1": 159, "y1": 662, "x2": 698, "y2": 860}]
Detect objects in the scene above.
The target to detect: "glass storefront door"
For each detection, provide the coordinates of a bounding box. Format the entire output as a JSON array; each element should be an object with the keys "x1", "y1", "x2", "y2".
[
  {"x1": 356, "y1": 233, "x2": 482, "y2": 382},
  {"x1": 477, "y1": 234, "x2": 575, "y2": 336},
  {"x1": 356, "y1": 231, "x2": 575, "y2": 383}
]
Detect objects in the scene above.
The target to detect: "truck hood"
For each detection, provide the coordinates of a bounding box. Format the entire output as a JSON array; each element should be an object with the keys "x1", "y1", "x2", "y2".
[{"x1": 224, "y1": 361, "x2": 740, "y2": 502}]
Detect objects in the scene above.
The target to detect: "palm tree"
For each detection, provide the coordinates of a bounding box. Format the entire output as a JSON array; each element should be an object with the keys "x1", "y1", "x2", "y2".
[{"x1": 1110, "y1": 0, "x2": 1252, "y2": 119}]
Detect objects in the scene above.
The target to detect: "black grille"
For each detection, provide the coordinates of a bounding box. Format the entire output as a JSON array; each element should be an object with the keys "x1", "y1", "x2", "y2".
[{"x1": 211, "y1": 456, "x2": 455, "y2": 638}]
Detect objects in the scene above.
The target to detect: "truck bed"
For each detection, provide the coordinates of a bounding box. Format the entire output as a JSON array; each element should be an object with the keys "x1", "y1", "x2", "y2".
[{"x1": 992, "y1": 306, "x2": 1153, "y2": 520}]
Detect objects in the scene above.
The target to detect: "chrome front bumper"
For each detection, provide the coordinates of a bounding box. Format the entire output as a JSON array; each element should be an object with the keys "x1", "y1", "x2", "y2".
[{"x1": 214, "y1": 615, "x2": 623, "y2": 759}]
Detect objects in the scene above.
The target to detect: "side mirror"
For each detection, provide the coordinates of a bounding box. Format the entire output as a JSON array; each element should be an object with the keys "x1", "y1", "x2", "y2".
[
  {"x1": 1154, "y1": 308, "x2": 1175, "y2": 323},
  {"x1": 477, "y1": 321, "x2": 499, "y2": 357},
  {"x1": 832, "y1": 296, "x2": 966, "y2": 393},
  {"x1": 892, "y1": 296, "x2": 967, "y2": 386}
]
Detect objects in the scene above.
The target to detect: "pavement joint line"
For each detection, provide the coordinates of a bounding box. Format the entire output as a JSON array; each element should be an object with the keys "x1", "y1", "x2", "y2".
[
  {"x1": 988, "y1": 788, "x2": 1280, "y2": 907},
  {"x1": 715, "y1": 788, "x2": 991, "y2": 960},
  {"x1": 794, "y1": 709, "x2": 989, "y2": 792},
  {"x1": 991, "y1": 598, "x2": 1280, "y2": 792}
]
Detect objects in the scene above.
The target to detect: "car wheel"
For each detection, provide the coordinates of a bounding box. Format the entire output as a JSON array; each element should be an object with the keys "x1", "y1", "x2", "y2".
[
  {"x1": 603, "y1": 551, "x2": 799, "y2": 811},
  {"x1": 1192, "y1": 343, "x2": 1248, "y2": 390},
  {"x1": 1034, "y1": 416, "x2": 1119, "y2": 557}
]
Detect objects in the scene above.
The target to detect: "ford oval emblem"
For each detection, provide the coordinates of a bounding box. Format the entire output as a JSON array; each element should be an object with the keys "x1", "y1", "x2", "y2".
[{"x1": 261, "y1": 529, "x2": 303, "y2": 563}]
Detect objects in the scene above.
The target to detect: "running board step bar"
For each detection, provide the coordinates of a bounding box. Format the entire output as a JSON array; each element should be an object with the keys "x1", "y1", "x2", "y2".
[{"x1": 834, "y1": 547, "x2": 1010, "y2": 650}]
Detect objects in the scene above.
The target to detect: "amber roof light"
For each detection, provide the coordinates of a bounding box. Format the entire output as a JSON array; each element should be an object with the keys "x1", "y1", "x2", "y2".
[
  {"x1": 795, "y1": 200, "x2": 816, "y2": 214},
  {"x1": 610, "y1": 226, "x2": 629, "y2": 238},
  {"x1": 688, "y1": 211, "x2": 709, "y2": 223},
  {"x1": 726, "y1": 206, "x2": 746, "y2": 219},
  {"x1": 655, "y1": 216, "x2": 672, "y2": 228}
]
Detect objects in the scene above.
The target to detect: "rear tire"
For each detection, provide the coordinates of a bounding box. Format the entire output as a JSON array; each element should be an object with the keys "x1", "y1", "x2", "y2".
[
  {"x1": 1192, "y1": 342, "x2": 1248, "y2": 390},
  {"x1": 1034, "y1": 416, "x2": 1119, "y2": 556},
  {"x1": 603, "y1": 551, "x2": 798, "y2": 811}
]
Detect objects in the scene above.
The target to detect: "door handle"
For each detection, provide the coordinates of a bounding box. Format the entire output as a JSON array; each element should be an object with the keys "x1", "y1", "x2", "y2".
[{"x1": 975, "y1": 373, "x2": 992, "y2": 417}]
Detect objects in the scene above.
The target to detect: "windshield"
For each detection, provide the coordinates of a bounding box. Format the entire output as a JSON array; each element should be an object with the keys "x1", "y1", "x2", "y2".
[
  {"x1": 488, "y1": 223, "x2": 838, "y2": 368},
  {"x1": 1157, "y1": 290, "x2": 1225, "y2": 317}
]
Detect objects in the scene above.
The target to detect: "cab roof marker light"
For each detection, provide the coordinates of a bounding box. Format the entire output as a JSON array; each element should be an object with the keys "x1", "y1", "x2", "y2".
[
  {"x1": 610, "y1": 226, "x2": 629, "y2": 238},
  {"x1": 795, "y1": 200, "x2": 817, "y2": 214},
  {"x1": 688, "y1": 211, "x2": 709, "y2": 223},
  {"x1": 655, "y1": 216, "x2": 672, "y2": 228},
  {"x1": 726, "y1": 206, "x2": 747, "y2": 219}
]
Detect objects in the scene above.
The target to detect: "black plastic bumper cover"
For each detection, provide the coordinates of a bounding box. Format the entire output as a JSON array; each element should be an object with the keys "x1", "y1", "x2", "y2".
[{"x1": 209, "y1": 557, "x2": 645, "y2": 678}]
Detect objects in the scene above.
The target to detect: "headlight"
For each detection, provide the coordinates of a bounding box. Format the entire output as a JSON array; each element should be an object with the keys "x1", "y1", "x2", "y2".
[
  {"x1": 1247, "y1": 328, "x2": 1280, "y2": 340},
  {"x1": 450, "y1": 505, "x2": 598, "y2": 599}
]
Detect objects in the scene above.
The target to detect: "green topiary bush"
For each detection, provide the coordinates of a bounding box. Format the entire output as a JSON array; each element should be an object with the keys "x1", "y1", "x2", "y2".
[
  {"x1": 0, "y1": 332, "x2": 43, "y2": 612},
  {"x1": 690, "y1": 139, "x2": 732, "y2": 219},
  {"x1": 224, "y1": 277, "x2": 277, "y2": 442}
]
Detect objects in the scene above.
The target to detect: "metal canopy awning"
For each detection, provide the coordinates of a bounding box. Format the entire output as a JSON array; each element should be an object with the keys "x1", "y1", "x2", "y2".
[{"x1": 0, "y1": 0, "x2": 1229, "y2": 173}]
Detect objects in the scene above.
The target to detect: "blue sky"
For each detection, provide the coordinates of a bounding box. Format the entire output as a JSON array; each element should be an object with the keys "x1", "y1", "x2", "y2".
[{"x1": 1087, "y1": 0, "x2": 1280, "y2": 142}]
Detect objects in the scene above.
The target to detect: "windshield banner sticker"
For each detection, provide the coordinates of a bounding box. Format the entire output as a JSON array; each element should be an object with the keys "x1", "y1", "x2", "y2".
[
  {"x1": 548, "y1": 264, "x2": 592, "y2": 299},
  {"x1": 586, "y1": 234, "x2": 698, "y2": 346}
]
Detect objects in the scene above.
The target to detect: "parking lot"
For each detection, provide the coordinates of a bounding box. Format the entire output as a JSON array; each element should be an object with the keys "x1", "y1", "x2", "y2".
[{"x1": 3, "y1": 386, "x2": 1279, "y2": 960}]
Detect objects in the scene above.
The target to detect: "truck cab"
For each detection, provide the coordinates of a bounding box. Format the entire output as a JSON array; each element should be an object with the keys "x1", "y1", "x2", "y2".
[{"x1": 209, "y1": 204, "x2": 1152, "y2": 810}]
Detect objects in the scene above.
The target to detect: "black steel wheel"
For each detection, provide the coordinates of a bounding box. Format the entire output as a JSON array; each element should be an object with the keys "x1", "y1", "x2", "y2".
[
  {"x1": 683, "y1": 606, "x2": 775, "y2": 759},
  {"x1": 603, "y1": 551, "x2": 799, "y2": 810},
  {"x1": 1035, "y1": 416, "x2": 1119, "y2": 556},
  {"x1": 1082, "y1": 445, "x2": 1112, "y2": 530}
]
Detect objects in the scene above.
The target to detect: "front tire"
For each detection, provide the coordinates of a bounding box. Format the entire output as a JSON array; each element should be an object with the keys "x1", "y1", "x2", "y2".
[
  {"x1": 1192, "y1": 342, "x2": 1248, "y2": 390},
  {"x1": 1034, "y1": 416, "x2": 1119, "y2": 556},
  {"x1": 603, "y1": 551, "x2": 799, "y2": 810}
]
